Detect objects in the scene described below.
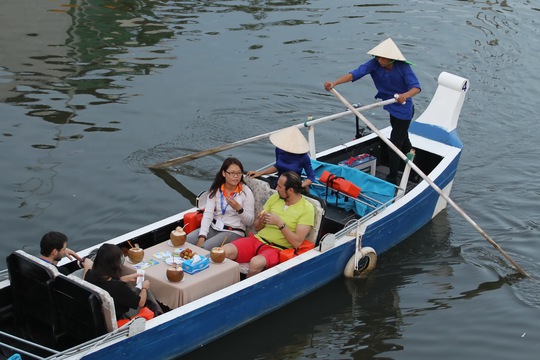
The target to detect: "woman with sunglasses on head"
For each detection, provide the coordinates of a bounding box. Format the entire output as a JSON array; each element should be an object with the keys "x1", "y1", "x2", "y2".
[{"x1": 186, "y1": 157, "x2": 255, "y2": 250}]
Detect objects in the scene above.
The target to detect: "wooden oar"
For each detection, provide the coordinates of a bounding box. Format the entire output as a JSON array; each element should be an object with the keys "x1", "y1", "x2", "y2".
[
  {"x1": 148, "y1": 132, "x2": 278, "y2": 170},
  {"x1": 330, "y1": 88, "x2": 531, "y2": 278},
  {"x1": 148, "y1": 99, "x2": 396, "y2": 170}
]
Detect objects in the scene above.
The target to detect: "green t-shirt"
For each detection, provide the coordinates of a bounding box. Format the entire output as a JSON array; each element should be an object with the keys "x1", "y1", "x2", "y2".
[{"x1": 256, "y1": 193, "x2": 315, "y2": 249}]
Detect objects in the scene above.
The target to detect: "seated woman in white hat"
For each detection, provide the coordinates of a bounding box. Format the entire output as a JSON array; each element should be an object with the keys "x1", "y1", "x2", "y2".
[
  {"x1": 247, "y1": 126, "x2": 315, "y2": 191},
  {"x1": 323, "y1": 38, "x2": 421, "y2": 185}
]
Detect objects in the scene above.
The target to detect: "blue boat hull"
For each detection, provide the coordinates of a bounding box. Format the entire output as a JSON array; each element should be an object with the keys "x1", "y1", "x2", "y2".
[{"x1": 84, "y1": 151, "x2": 461, "y2": 360}]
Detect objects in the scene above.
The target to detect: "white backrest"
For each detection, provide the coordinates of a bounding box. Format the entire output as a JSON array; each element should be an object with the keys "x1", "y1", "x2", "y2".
[
  {"x1": 414, "y1": 72, "x2": 469, "y2": 132},
  {"x1": 14, "y1": 249, "x2": 61, "y2": 277},
  {"x1": 195, "y1": 190, "x2": 207, "y2": 209},
  {"x1": 243, "y1": 177, "x2": 274, "y2": 235},
  {"x1": 303, "y1": 196, "x2": 325, "y2": 244},
  {"x1": 66, "y1": 274, "x2": 118, "y2": 331}
]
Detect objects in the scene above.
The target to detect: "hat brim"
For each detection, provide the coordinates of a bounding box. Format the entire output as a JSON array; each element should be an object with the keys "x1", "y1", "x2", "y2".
[
  {"x1": 269, "y1": 126, "x2": 310, "y2": 154},
  {"x1": 367, "y1": 38, "x2": 407, "y2": 62}
]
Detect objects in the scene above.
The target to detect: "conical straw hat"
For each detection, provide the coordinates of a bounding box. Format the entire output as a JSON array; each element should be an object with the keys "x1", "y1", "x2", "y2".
[
  {"x1": 269, "y1": 126, "x2": 310, "y2": 154},
  {"x1": 367, "y1": 38, "x2": 407, "y2": 61}
]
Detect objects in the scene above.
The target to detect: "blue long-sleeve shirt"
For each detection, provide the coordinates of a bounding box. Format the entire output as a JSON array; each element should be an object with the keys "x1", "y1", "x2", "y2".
[
  {"x1": 350, "y1": 58, "x2": 421, "y2": 120},
  {"x1": 275, "y1": 148, "x2": 315, "y2": 182}
]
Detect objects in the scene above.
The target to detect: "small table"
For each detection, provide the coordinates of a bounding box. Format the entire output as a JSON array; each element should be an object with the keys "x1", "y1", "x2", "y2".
[{"x1": 124, "y1": 242, "x2": 240, "y2": 309}]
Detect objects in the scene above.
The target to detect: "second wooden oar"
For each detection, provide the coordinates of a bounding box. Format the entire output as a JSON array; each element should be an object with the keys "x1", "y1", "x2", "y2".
[
  {"x1": 148, "y1": 98, "x2": 396, "y2": 170},
  {"x1": 330, "y1": 87, "x2": 531, "y2": 278},
  {"x1": 148, "y1": 132, "x2": 272, "y2": 170}
]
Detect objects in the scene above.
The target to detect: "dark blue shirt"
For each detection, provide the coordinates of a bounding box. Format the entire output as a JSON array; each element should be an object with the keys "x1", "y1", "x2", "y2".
[
  {"x1": 275, "y1": 148, "x2": 315, "y2": 182},
  {"x1": 350, "y1": 58, "x2": 421, "y2": 120}
]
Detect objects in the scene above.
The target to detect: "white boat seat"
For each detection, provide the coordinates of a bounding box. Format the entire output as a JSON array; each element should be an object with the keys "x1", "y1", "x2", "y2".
[
  {"x1": 303, "y1": 194, "x2": 326, "y2": 245},
  {"x1": 53, "y1": 274, "x2": 116, "y2": 346},
  {"x1": 6, "y1": 250, "x2": 118, "y2": 350},
  {"x1": 195, "y1": 190, "x2": 208, "y2": 209},
  {"x1": 243, "y1": 176, "x2": 274, "y2": 235},
  {"x1": 65, "y1": 274, "x2": 118, "y2": 332}
]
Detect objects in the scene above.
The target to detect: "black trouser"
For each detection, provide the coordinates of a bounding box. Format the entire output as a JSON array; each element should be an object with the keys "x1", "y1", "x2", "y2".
[{"x1": 387, "y1": 114, "x2": 412, "y2": 180}]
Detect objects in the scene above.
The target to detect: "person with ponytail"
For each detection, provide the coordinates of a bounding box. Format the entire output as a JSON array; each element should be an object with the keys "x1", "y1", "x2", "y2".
[{"x1": 223, "y1": 171, "x2": 314, "y2": 277}]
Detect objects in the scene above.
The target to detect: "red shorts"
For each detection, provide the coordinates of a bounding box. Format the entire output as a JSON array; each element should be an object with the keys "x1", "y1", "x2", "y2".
[{"x1": 232, "y1": 233, "x2": 280, "y2": 269}]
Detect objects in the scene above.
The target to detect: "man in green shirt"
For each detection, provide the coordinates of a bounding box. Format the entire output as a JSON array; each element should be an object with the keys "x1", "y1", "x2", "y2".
[{"x1": 224, "y1": 171, "x2": 314, "y2": 277}]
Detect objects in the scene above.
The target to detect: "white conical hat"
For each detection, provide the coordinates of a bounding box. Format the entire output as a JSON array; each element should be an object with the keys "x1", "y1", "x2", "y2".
[
  {"x1": 367, "y1": 38, "x2": 407, "y2": 61},
  {"x1": 269, "y1": 126, "x2": 310, "y2": 154}
]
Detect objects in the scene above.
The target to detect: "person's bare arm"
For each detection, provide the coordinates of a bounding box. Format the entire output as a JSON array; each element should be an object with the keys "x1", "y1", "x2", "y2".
[
  {"x1": 395, "y1": 87, "x2": 421, "y2": 104},
  {"x1": 64, "y1": 248, "x2": 82, "y2": 262},
  {"x1": 247, "y1": 165, "x2": 278, "y2": 178},
  {"x1": 324, "y1": 73, "x2": 353, "y2": 91}
]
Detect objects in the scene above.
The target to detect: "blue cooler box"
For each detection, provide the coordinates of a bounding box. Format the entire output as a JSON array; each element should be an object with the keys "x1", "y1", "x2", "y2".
[{"x1": 338, "y1": 154, "x2": 377, "y2": 175}]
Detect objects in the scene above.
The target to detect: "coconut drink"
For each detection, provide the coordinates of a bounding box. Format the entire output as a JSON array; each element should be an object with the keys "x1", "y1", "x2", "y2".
[
  {"x1": 170, "y1": 226, "x2": 187, "y2": 247},
  {"x1": 127, "y1": 244, "x2": 144, "y2": 263},
  {"x1": 210, "y1": 247, "x2": 226, "y2": 264},
  {"x1": 166, "y1": 262, "x2": 184, "y2": 282}
]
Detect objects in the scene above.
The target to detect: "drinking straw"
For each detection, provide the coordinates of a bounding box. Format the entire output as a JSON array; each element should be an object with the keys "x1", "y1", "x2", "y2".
[{"x1": 220, "y1": 236, "x2": 228, "y2": 248}]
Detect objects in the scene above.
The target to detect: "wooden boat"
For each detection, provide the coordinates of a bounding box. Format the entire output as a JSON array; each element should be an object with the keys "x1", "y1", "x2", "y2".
[{"x1": 0, "y1": 71, "x2": 469, "y2": 359}]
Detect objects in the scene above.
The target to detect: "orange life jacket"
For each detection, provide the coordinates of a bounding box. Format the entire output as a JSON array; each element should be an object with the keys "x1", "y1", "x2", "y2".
[{"x1": 320, "y1": 170, "x2": 361, "y2": 198}]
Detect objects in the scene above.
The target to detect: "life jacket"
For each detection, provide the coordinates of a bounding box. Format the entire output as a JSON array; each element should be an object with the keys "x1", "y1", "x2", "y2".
[
  {"x1": 117, "y1": 306, "x2": 155, "y2": 328},
  {"x1": 320, "y1": 170, "x2": 361, "y2": 198}
]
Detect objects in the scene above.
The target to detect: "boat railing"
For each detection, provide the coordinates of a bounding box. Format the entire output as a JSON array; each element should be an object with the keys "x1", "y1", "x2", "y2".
[
  {"x1": 311, "y1": 176, "x2": 404, "y2": 211},
  {"x1": 310, "y1": 182, "x2": 394, "y2": 211},
  {"x1": 0, "y1": 269, "x2": 9, "y2": 282},
  {"x1": 0, "y1": 329, "x2": 58, "y2": 359},
  {"x1": 321, "y1": 182, "x2": 403, "y2": 243},
  {"x1": 0, "y1": 324, "x2": 131, "y2": 360}
]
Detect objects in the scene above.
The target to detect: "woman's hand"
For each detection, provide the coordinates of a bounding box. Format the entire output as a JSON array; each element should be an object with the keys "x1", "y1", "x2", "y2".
[
  {"x1": 301, "y1": 179, "x2": 312, "y2": 190},
  {"x1": 142, "y1": 280, "x2": 150, "y2": 290},
  {"x1": 225, "y1": 196, "x2": 241, "y2": 212},
  {"x1": 82, "y1": 258, "x2": 93, "y2": 270},
  {"x1": 121, "y1": 272, "x2": 140, "y2": 283},
  {"x1": 246, "y1": 170, "x2": 259, "y2": 178},
  {"x1": 196, "y1": 236, "x2": 205, "y2": 247}
]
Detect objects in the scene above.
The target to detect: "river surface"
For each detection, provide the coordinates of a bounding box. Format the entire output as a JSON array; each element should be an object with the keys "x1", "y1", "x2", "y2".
[{"x1": 1, "y1": 1, "x2": 539, "y2": 359}]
